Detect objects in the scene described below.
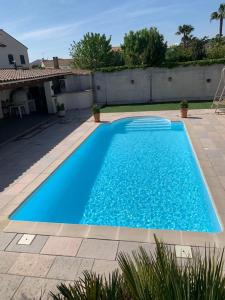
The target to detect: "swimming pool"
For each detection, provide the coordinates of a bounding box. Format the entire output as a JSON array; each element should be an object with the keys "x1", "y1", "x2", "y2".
[{"x1": 10, "y1": 117, "x2": 221, "y2": 232}]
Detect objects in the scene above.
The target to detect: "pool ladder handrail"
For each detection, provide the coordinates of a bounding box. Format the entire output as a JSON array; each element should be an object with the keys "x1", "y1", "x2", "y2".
[{"x1": 212, "y1": 67, "x2": 225, "y2": 114}]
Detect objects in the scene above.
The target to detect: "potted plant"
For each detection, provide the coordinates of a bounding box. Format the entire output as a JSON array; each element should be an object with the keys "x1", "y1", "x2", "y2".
[
  {"x1": 57, "y1": 103, "x2": 66, "y2": 117},
  {"x1": 92, "y1": 104, "x2": 100, "y2": 122},
  {"x1": 180, "y1": 100, "x2": 188, "y2": 118}
]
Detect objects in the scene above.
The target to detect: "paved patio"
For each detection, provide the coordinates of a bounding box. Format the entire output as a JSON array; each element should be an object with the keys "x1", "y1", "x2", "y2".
[
  {"x1": 0, "y1": 110, "x2": 91, "y2": 192},
  {"x1": 0, "y1": 108, "x2": 225, "y2": 299},
  {"x1": 0, "y1": 113, "x2": 58, "y2": 146}
]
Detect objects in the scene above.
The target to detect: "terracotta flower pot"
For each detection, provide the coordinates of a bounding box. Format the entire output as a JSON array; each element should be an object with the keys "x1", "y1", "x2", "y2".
[
  {"x1": 58, "y1": 110, "x2": 66, "y2": 117},
  {"x1": 94, "y1": 112, "x2": 100, "y2": 122},
  {"x1": 180, "y1": 108, "x2": 188, "y2": 118}
]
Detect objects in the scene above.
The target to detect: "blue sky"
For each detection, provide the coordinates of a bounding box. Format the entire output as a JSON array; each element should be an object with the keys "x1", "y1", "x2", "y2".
[{"x1": 0, "y1": 0, "x2": 223, "y2": 61}]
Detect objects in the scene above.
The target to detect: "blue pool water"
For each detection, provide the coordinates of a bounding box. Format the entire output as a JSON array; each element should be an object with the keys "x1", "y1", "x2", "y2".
[{"x1": 11, "y1": 117, "x2": 221, "y2": 232}]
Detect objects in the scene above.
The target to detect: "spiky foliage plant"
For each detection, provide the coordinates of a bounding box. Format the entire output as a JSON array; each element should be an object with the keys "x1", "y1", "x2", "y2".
[
  {"x1": 51, "y1": 270, "x2": 126, "y2": 300},
  {"x1": 51, "y1": 236, "x2": 225, "y2": 300}
]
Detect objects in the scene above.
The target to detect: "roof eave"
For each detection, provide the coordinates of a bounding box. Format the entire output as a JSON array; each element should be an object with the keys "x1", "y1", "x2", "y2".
[{"x1": 0, "y1": 71, "x2": 72, "y2": 90}]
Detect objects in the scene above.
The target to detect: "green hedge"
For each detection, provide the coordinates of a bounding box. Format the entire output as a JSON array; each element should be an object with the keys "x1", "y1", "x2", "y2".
[{"x1": 95, "y1": 58, "x2": 225, "y2": 72}]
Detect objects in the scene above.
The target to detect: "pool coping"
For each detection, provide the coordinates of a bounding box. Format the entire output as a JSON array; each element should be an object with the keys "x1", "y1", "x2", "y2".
[{"x1": 2, "y1": 110, "x2": 225, "y2": 247}]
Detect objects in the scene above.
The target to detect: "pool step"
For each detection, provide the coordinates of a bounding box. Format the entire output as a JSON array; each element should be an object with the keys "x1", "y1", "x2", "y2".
[{"x1": 125, "y1": 118, "x2": 171, "y2": 131}]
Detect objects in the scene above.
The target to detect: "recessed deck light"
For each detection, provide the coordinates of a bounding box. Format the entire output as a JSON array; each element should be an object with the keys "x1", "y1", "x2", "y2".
[
  {"x1": 18, "y1": 234, "x2": 36, "y2": 245},
  {"x1": 175, "y1": 245, "x2": 192, "y2": 258}
]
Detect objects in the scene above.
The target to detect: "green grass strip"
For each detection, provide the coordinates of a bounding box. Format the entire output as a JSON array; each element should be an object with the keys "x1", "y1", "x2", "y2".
[{"x1": 101, "y1": 101, "x2": 212, "y2": 113}]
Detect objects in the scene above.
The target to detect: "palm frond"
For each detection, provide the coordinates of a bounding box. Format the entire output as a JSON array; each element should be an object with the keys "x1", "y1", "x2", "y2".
[
  {"x1": 219, "y1": 4, "x2": 225, "y2": 15},
  {"x1": 211, "y1": 11, "x2": 219, "y2": 21}
]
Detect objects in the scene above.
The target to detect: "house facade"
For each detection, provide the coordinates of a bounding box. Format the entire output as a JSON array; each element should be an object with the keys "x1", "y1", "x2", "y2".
[
  {"x1": 0, "y1": 30, "x2": 93, "y2": 122},
  {"x1": 0, "y1": 30, "x2": 72, "y2": 120},
  {"x1": 0, "y1": 29, "x2": 29, "y2": 69}
]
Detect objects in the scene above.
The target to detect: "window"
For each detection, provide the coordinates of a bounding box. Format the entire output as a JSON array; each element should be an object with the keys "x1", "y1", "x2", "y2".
[
  {"x1": 20, "y1": 55, "x2": 25, "y2": 65},
  {"x1": 8, "y1": 54, "x2": 14, "y2": 64}
]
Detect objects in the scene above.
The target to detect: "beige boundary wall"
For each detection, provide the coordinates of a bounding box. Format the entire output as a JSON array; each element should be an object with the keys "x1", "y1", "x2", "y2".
[
  {"x1": 56, "y1": 74, "x2": 93, "y2": 110},
  {"x1": 65, "y1": 74, "x2": 92, "y2": 92},
  {"x1": 56, "y1": 89, "x2": 93, "y2": 110},
  {"x1": 94, "y1": 64, "x2": 225, "y2": 105}
]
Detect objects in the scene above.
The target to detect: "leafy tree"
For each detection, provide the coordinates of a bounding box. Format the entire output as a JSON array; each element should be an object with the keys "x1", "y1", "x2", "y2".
[
  {"x1": 31, "y1": 64, "x2": 43, "y2": 69},
  {"x1": 122, "y1": 29, "x2": 149, "y2": 65},
  {"x1": 210, "y1": 4, "x2": 225, "y2": 37},
  {"x1": 70, "y1": 33, "x2": 114, "y2": 70},
  {"x1": 176, "y1": 24, "x2": 194, "y2": 48},
  {"x1": 144, "y1": 28, "x2": 167, "y2": 66},
  {"x1": 122, "y1": 27, "x2": 167, "y2": 66},
  {"x1": 166, "y1": 36, "x2": 208, "y2": 62},
  {"x1": 206, "y1": 36, "x2": 225, "y2": 58},
  {"x1": 111, "y1": 50, "x2": 124, "y2": 66},
  {"x1": 189, "y1": 37, "x2": 208, "y2": 60},
  {"x1": 166, "y1": 45, "x2": 192, "y2": 62}
]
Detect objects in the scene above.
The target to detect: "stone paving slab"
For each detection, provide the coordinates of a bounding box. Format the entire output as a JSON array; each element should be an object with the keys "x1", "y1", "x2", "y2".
[
  {"x1": 41, "y1": 236, "x2": 82, "y2": 256},
  {"x1": 0, "y1": 194, "x2": 15, "y2": 210},
  {"x1": 47, "y1": 256, "x2": 94, "y2": 281},
  {"x1": 8, "y1": 253, "x2": 55, "y2": 277},
  {"x1": 117, "y1": 241, "x2": 156, "y2": 258},
  {"x1": 3, "y1": 182, "x2": 29, "y2": 196},
  {"x1": 6, "y1": 234, "x2": 48, "y2": 253},
  {"x1": 12, "y1": 277, "x2": 62, "y2": 300},
  {"x1": 0, "y1": 273, "x2": 24, "y2": 300},
  {"x1": 191, "y1": 245, "x2": 223, "y2": 258},
  {"x1": 0, "y1": 232, "x2": 16, "y2": 250},
  {"x1": 58, "y1": 224, "x2": 90, "y2": 238},
  {"x1": 219, "y1": 176, "x2": 225, "y2": 190},
  {"x1": 77, "y1": 239, "x2": 119, "y2": 260},
  {"x1": 92, "y1": 259, "x2": 120, "y2": 277},
  {"x1": 0, "y1": 251, "x2": 19, "y2": 273}
]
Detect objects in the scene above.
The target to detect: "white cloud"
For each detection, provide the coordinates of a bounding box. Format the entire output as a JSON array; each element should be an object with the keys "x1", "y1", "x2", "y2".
[
  {"x1": 1, "y1": 16, "x2": 35, "y2": 31},
  {"x1": 17, "y1": 18, "x2": 91, "y2": 41},
  {"x1": 18, "y1": 24, "x2": 72, "y2": 40},
  {"x1": 126, "y1": 2, "x2": 193, "y2": 19},
  {"x1": 17, "y1": 13, "x2": 103, "y2": 42},
  {"x1": 17, "y1": 5, "x2": 124, "y2": 42},
  {"x1": 14, "y1": 2, "x2": 138, "y2": 42}
]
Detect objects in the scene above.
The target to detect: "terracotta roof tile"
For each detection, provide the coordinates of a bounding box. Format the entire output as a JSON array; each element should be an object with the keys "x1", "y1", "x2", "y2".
[{"x1": 0, "y1": 69, "x2": 72, "y2": 84}]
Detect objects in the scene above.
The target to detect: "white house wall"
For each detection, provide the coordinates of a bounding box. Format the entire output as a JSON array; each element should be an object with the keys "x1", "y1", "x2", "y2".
[{"x1": 0, "y1": 30, "x2": 29, "y2": 69}]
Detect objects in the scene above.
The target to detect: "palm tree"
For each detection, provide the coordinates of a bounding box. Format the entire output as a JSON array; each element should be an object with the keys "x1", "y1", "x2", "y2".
[
  {"x1": 210, "y1": 4, "x2": 225, "y2": 37},
  {"x1": 176, "y1": 24, "x2": 194, "y2": 48}
]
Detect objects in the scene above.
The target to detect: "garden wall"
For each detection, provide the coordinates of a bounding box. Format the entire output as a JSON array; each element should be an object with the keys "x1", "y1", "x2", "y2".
[
  {"x1": 57, "y1": 74, "x2": 93, "y2": 110},
  {"x1": 65, "y1": 74, "x2": 92, "y2": 92},
  {"x1": 94, "y1": 64, "x2": 224, "y2": 105},
  {"x1": 56, "y1": 90, "x2": 93, "y2": 110}
]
